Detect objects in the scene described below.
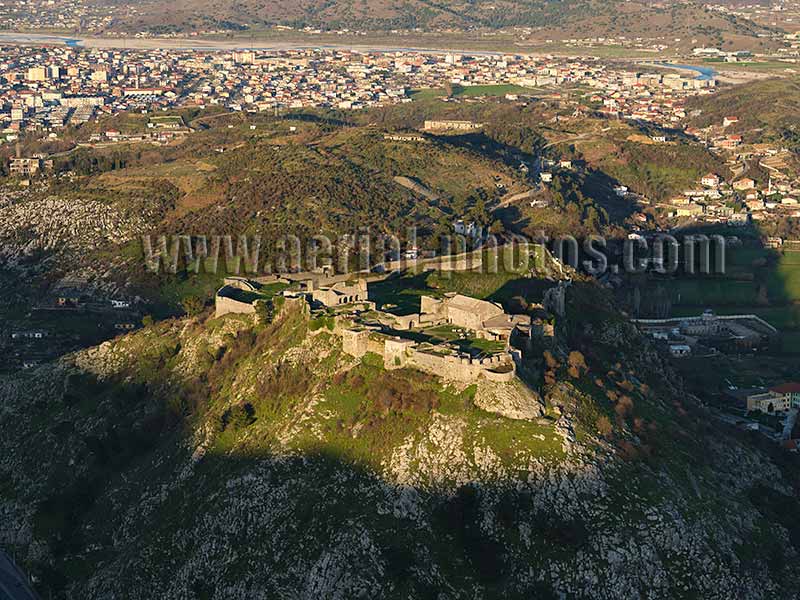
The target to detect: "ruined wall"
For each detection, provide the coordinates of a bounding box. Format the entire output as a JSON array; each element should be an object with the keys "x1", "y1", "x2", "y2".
[
  {"x1": 409, "y1": 350, "x2": 515, "y2": 382},
  {"x1": 391, "y1": 313, "x2": 422, "y2": 330},
  {"x1": 447, "y1": 306, "x2": 485, "y2": 332},
  {"x1": 420, "y1": 296, "x2": 444, "y2": 317},
  {"x1": 384, "y1": 338, "x2": 415, "y2": 368},
  {"x1": 337, "y1": 326, "x2": 516, "y2": 383},
  {"x1": 215, "y1": 295, "x2": 256, "y2": 318},
  {"x1": 341, "y1": 329, "x2": 369, "y2": 358},
  {"x1": 483, "y1": 366, "x2": 516, "y2": 383},
  {"x1": 409, "y1": 350, "x2": 463, "y2": 376},
  {"x1": 223, "y1": 277, "x2": 258, "y2": 292},
  {"x1": 281, "y1": 296, "x2": 310, "y2": 318},
  {"x1": 367, "y1": 337, "x2": 386, "y2": 356}
]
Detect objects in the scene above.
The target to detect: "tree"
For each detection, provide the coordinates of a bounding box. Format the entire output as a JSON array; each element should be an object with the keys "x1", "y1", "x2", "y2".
[
  {"x1": 567, "y1": 351, "x2": 588, "y2": 378},
  {"x1": 181, "y1": 295, "x2": 205, "y2": 317},
  {"x1": 596, "y1": 416, "x2": 613, "y2": 438},
  {"x1": 220, "y1": 403, "x2": 256, "y2": 432},
  {"x1": 543, "y1": 350, "x2": 559, "y2": 369},
  {"x1": 141, "y1": 315, "x2": 154, "y2": 327},
  {"x1": 489, "y1": 219, "x2": 505, "y2": 235}
]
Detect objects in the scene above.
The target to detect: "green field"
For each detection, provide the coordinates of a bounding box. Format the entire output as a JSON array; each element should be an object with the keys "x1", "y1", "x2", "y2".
[
  {"x1": 368, "y1": 273, "x2": 435, "y2": 315},
  {"x1": 369, "y1": 250, "x2": 548, "y2": 315},
  {"x1": 700, "y1": 59, "x2": 797, "y2": 72},
  {"x1": 653, "y1": 248, "x2": 800, "y2": 337},
  {"x1": 669, "y1": 279, "x2": 759, "y2": 306},
  {"x1": 770, "y1": 250, "x2": 800, "y2": 302},
  {"x1": 149, "y1": 115, "x2": 185, "y2": 126}
]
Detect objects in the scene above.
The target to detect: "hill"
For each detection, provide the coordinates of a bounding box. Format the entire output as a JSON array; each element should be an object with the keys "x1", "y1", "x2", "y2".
[
  {"x1": 106, "y1": 0, "x2": 780, "y2": 49},
  {"x1": 0, "y1": 100, "x2": 621, "y2": 316},
  {"x1": 0, "y1": 96, "x2": 790, "y2": 364},
  {"x1": 1, "y1": 264, "x2": 799, "y2": 598},
  {"x1": 685, "y1": 77, "x2": 800, "y2": 150}
]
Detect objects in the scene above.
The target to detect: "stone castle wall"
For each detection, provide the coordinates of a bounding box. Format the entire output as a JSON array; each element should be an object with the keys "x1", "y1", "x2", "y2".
[
  {"x1": 215, "y1": 294, "x2": 256, "y2": 318},
  {"x1": 337, "y1": 324, "x2": 516, "y2": 383},
  {"x1": 223, "y1": 277, "x2": 259, "y2": 292},
  {"x1": 409, "y1": 349, "x2": 515, "y2": 382},
  {"x1": 341, "y1": 328, "x2": 370, "y2": 357}
]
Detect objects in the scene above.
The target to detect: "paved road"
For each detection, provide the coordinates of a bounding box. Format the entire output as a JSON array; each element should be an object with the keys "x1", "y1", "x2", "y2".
[{"x1": 0, "y1": 551, "x2": 39, "y2": 600}]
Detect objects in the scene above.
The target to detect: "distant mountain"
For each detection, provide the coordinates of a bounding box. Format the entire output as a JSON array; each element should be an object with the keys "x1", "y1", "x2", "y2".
[{"x1": 108, "y1": 0, "x2": 779, "y2": 46}]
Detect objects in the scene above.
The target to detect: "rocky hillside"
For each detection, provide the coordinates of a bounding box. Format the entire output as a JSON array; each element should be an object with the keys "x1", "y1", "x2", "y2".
[{"x1": 1, "y1": 278, "x2": 799, "y2": 599}]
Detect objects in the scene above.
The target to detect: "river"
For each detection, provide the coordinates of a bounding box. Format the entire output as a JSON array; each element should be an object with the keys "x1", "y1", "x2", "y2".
[
  {"x1": 0, "y1": 31, "x2": 508, "y2": 54},
  {"x1": 652, "y1": 61, "x2": 717, "y2": 80}
]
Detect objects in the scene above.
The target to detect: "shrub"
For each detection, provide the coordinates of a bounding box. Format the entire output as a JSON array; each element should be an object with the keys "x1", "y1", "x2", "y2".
[
  {"x1": 618, "y1": 379, "x2": 635, "y2": 392},
  {"x1": 220, "y1": 403, "x2": 256, "y2": 431},
  {"x1": 618, "y1": 440, "x2": 640, "y2": 461},
  {"x1": 255, "y1": 299, "x2": 275, "y2": 323},
  {"x1": 181, "y1": 295, "x2": 205, "y2": 316},
  {"x1": 309, "y1": 315, "x2": 335, "y2": 331},
  {"x1": 256, "y1": 360, "x2": 315, "y2": 412},
  {"x1": 567, "y1": 351, "x2": 588, "y2": 379},
  {"x1": 366, "y1": 371, "x2": 439, "y2": 415},
  {"x1": 614, "y1": 395, "x2": 634, "y2": 424},
  {"x1": 596, "y1": 416, "x2": 613, "y2": 438},
  {"x1": 543, "y1": 351, "x2": 559, "y2": 370}
]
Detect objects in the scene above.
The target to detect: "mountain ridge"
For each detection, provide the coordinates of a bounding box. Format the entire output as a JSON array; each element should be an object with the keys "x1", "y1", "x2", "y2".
[{"x1": 101, "y1": 0, "x2": 780, "y2": 49}]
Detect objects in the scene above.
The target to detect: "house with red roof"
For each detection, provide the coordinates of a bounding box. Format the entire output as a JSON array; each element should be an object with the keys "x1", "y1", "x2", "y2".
[{"x1": 701, "y1": 173, "x2": 721, "y2": 188}]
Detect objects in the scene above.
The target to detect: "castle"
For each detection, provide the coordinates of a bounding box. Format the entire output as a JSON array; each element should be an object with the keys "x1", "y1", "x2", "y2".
[
  {"x1": 325, "y1": 280, "x2": 553, "y2": 381},
  {"x1": 215, "y1": 271, "x2": 562, "y2": 383},
  {"x1": 338, "y1": 326, "x2": 519, "y2": 383},
  {"x1": 326, "y1": 287, "x2": 537, "y2": 381},
  {"x1": 305, "y1": 278, "x2": 371, "y2": 309}
]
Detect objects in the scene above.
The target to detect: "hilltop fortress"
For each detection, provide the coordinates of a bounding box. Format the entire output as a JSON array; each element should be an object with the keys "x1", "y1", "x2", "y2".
[
  {"x1": 215, "y1": 272, "x2": 564, "y2": 383},
  {"x1": 335, "y1": 291, "x2": 532, "y2": 383}
]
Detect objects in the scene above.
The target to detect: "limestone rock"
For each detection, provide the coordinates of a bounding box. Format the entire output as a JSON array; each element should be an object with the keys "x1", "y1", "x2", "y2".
[{"x1": 473, "y1": 378, "x2": 545, "y2": 420}]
